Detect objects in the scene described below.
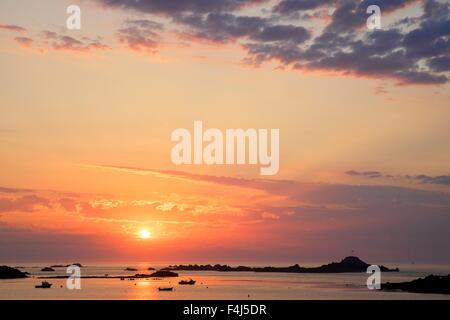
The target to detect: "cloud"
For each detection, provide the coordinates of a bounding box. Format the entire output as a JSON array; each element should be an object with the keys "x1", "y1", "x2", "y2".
[
  {"x1": 427, "y1": 55, "x2": 450, "y2": 72},
  {"x1": 0, "y1": 24, "x2": 26, "y2": 32},
  {"x1": 0, "y1": 195, "x2": 51, "y2": 213},
  {"x1": 116, "y1": 19, "x2": 163, "y2": 52},
  {"x1": 374, "y1": 85, "x2": 388, "y2": 94},
  {"x1": 345, "y1": 170, "x2": 450, "y2": 186},
  {"x1": 2, "y1": 168, "x2": 450, "y2": 262},
  {"x1": 180, "y1": 14, "x2": 311, "y2": 46},
  {"x1": 177, "y1": 13, "x2": 267, "y2": 43},
  {"x1": 254, "y1": 24, "x2": 310, "y2": 44},
  {"x1": 87, "y1": 164, "x2": 293, "y2": 193},
  {"x1": 95, "y1": 0, "x2": 262, "y2": 15},
  {"x1": 362, "y1": 171, "x2": 383, "y2": 178},
  {"x1": 92, "y1": 165, "x2": 450, "y2": 207},
  {"x1": 98, "y1": 0, "x2": 449, "y2": 85},
  {"x1": 0, "y1": 186, "x2": 34, "y2": 193},
  {"x1": 261, "y1": 212, "x2": 280, "y2": 220},
  {"x1": 88, "y1": 165, "x2": 450, "y2": 263},
  {"x1": 41, "y1": 31, "x2": 110, "y2": 52},
  {"x1": 14, "y1": 36, "x2": 33, "y2": 48},
  {"x1": 7, "y1": 1, "x2": 445, "y2": 84},
  {"x1": 173, "y1": 11, "x2": 310, "y2": 45},
  {"x1": 0, "y1": 187, "x2": 102, "y2": 214},
  {"x1": 13, "y1": 2, "x2": 429, "y2": 84},
  {"x1": 247, "y1": 15, "x2": 449, "y2": 84},
  {"x1": 273, "y1": 0, "x2": 333, "y2": 14},
  {"x1": 416, "y1": 175, "x2": 450, "y2": 186},
  {"x1": 5, "y1": 23, "x2": 109, "y2": 53}
]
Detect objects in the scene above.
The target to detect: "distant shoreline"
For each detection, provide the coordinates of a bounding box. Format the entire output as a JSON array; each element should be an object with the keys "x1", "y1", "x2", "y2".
[
  {"x1": 0, "y1": 256, "x2": 400, "y2": 279},
  {"x1": 30, "y1": 256, "x2": 399, "y2": 279},
  {"x1": 162, "y1": 256, "x2": 399, "y2": 274}
]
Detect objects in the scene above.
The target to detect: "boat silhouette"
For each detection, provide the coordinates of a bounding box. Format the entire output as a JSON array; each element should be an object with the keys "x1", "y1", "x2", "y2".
[
  {"x1": 35, "y1": 281, "x2": 52, "y2": 289},
  {"x1": 179, "y1": 279, "x2": 196, "y2": 285}
]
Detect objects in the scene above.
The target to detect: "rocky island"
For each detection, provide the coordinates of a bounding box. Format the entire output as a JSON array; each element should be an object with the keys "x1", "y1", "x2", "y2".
[
  {"x1": 50, "y1": 263, "x2": 83, "y2": 268},
  {"x1": 150, "y1": 270, "x2": 178, "y2": 277},
  {"x1": 39, "y1": 269, "x2": 179, "y2": 279},
  {"x1": 383, "y1": 274, "x2": 450, "y2": 294},
  {"x1": 163, "y1": 256, "x2": 399, "y2": 273},
  {"x1": 125, "y1": 267, "x2": 138, "y2": 271},
  {"x1": 0, "y1": 266, "x2": 28, "y2": 279},
  {"x1": 41, "y1": 267, "x2": 55, "y2": 272}
]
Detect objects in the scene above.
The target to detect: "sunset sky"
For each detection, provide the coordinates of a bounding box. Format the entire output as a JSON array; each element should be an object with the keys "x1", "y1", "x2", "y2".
[{"x1": 0, "y1": 0, "x2": 449, "y2": 264}]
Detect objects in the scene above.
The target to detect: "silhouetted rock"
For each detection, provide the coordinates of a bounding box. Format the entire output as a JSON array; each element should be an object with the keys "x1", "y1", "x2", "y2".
[
  {"x1": 296, "y1": 256, "x2": 399, "y2": 273},
  {"x1": 162, "y1": 264, "x2": 232, "y2": 271},
  {"x1": 41, "y1": 267, "x2": 55, "y2": 272},
  {"x1": 125, "y1": 267, "x2": 138, "y2": 271},
  {"x1": 49, "y1": 263, "x2": 83, "y2": 268},
  {"x1": 133, "y1": 274, "x2": 151, "y2": 278},
  {"x1": 147, "y1": 267, "x2": 155, "y2": 271},
  {"x1": 38, "y1": 274, "x2": 153, "y2": 279},
  {"x1": 383, "y1": 275, "x2": 450, "y2": 294},
  {"x1": 0, "y1": 266, "x2": 28, "y2": 279},
  {"x1": 164, "y1": 256, "x2": 399, "y2": 273},
  {"x1": 150, "y1": 270, "x2": 178, "y2": 277}
]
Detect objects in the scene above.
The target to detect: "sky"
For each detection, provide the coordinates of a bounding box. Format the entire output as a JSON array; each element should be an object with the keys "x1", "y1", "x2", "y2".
[{"x1": 0, "y1": 0, "x2": 449, "y2": 264}]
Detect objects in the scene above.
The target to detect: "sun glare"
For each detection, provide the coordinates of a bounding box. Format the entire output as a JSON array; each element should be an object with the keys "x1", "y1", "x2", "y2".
[{"x1": 138, "y1": 229, "x2": 151, "y2": 239}]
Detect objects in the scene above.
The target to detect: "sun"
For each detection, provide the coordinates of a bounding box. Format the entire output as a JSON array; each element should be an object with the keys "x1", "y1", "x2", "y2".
[{"x1": 138, "y1": 229, "x2": 151, "y2": 239}]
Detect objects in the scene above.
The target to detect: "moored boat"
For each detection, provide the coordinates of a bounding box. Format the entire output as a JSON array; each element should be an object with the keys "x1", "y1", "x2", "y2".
[
  {"x1": 35, "y1": 281, "x2": 52, "y2": 289},
  {"x1": 179, "y1": 279, "x2": 196, "y2": 285},
  {"x1": 158, "y1": 287, "x2": 173, "y2": 291}
]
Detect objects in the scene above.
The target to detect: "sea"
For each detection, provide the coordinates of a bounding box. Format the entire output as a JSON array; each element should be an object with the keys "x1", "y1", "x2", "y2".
[{"x1": 1, "y1": 262, "x2": 449, "y2": 300}]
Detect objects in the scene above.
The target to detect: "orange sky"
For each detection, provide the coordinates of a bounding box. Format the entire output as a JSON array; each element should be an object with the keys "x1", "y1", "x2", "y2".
[{"x1": 0, "y1": 0, "x2": 449, "y2": 263}]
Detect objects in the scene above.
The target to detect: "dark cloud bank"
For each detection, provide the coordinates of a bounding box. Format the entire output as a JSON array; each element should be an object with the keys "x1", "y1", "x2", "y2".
[
  {"x1": 346, "y1": 170, "x2": 450, "y2": 186},
  {"x1": 95, "y1": 0, "x2": 449, "y2": 85}
]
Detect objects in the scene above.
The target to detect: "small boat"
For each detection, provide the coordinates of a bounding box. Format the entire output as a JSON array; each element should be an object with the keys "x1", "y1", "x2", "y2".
[
  {"x1": 179, "y1": 279, "x2": 196, "y2": 285},
  {"x1": 35, "y1": 281, "x2": 52, "y2": 289},
  {"x1": 158, "y1": 287, "x2": 173, "y2": 291}
]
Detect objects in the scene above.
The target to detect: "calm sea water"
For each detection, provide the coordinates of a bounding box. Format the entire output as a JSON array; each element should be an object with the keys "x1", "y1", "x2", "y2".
[{"x1": 1, "y1": 263, "x2": 449, "y2": 300}]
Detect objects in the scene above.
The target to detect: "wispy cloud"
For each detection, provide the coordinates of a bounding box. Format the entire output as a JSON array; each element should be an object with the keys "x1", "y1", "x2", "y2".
[
  {"x1": 40, "y1": 30, "x2": 110, "y2": 52},
  {"x1": 2, "y1": 159, "x2": 450, "y2": 262},
  {"x1": 85, "y1": 164, "x2": 295, "y2": 193},
  {"x1": 345, "y1": 170, "x2": 450, "y2": 186},
  {"x1": 0, "y1": 24, "x2": 26, "y2": 32},
  {"x1": 14, "y1": 36, "x2": 33, "y2": 48},
  {"x1": 116, "y1": 19, "x2": 163, "y2": 52},
  {"x1": 5, "y1": 25, "x2": 110, "y2": 53},
  {"x1": 0, "y1": 195, "x2": 51, "y2": 213}
]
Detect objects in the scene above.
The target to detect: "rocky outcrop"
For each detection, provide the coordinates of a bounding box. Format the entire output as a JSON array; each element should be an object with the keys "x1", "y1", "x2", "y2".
[
  {"x1": 150, "y1": 270, "x2": 179, "y2": 277},
  {"x1": 164, "y1": 256, "x2": 399, "y2": 273},
  {"x1": 383, "y1": 275, "x2": 450, "y2": 294},
  {"x1": 41, "y1": 267, "x2": 55, "y2": 272},
  {"x1": 0, "y1": 266, "x2": 28, "y2": 279}
]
